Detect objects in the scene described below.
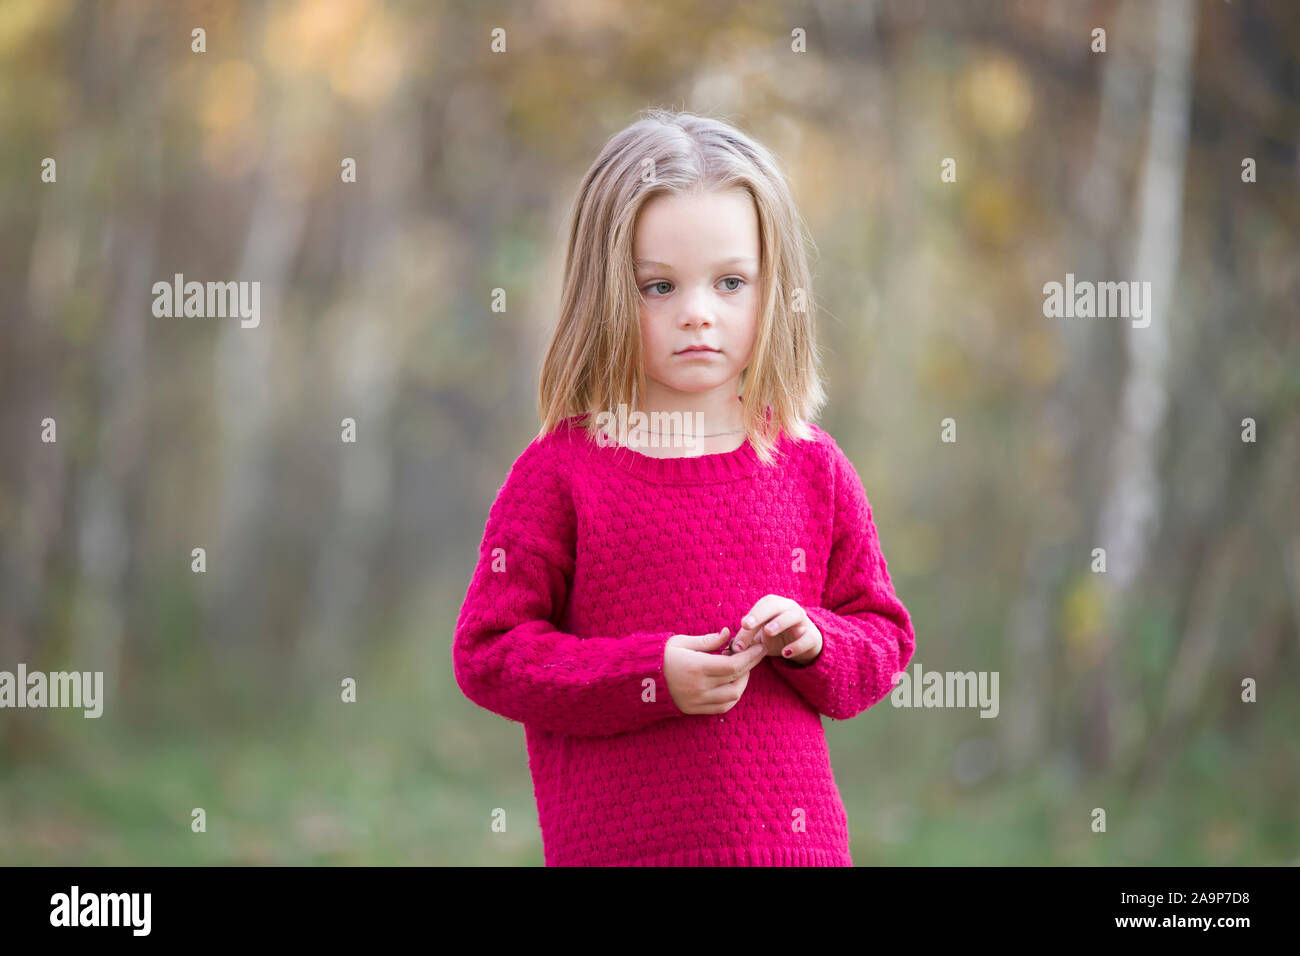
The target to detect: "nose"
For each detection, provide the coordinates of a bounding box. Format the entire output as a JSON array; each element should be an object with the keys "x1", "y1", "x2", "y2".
[{"x1": 679, "y1": 285, "x2": 714, "y2": 328}]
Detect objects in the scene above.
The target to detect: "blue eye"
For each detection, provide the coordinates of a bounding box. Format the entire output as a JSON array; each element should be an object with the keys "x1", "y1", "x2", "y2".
[
  {"x1": 645, "y1": 280, "x2": 672, "y2": 296},
  {"x1": 720, "y1": 277, "x2": 743, "y2": 292}
]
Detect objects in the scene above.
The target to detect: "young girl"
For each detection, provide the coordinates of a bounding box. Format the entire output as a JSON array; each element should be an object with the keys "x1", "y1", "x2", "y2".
[{"x1": 452, "y1": 109, "x2": 916, "y2": 866}]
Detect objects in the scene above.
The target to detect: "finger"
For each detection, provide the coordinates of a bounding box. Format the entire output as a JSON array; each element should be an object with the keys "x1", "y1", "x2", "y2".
[
  {"x1": 778, "y1": 632, "x2": 816, "y2": 660},
  {"x1": 708, "y1": 639, "x2": 767, "y2": 687},
  {"x1": 699, "y1": 671, "x2": 749, "y2": 705},
  {"x1": 697, "y1": 638, "x2": 760, "y2": 678},
  {"x1": 707, "y1": 639, "x2": 764, "y2": 686},
  {"x1": 759, "y1": 607, "x2": 806, "y2": 641},
  {"x1": 739, "y1": 609, "x2": 804, "y2": 653},
  {"x1": 708, "y1": 656, "x2": 760, "y2": 694},
  {"x1": 683, "y1": 628, "x2": 731, "y2": 652},
  {"x1": 763, "y1": 623, "x2": 806, "y2": 656},
  {"x1": 732, "y1": 596, "x2": 796, "y2": 651},
  {"x1": 734, "y1": 639, "x2": 770, "y2": 677},
  {"x1": 730, "y1": 614, "x2": 773, "y2": 652},
  {"x1": 741, "y1": 595, "x2": 792, "y2": 631},
  {"x1": 739, "y1": 636, "x2": 769, "y2": 667},
  {"x1": 740, "y1": 595, "x2": 794, "y2": 634}
]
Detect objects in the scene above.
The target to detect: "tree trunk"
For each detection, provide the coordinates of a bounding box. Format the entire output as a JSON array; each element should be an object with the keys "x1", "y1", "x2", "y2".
[{"x1": 1090, "y1": 0, "x2": 1197, "y2": 772}]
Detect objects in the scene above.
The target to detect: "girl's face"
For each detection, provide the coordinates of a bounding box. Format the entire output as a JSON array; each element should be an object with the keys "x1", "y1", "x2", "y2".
[{"x1": 632, "y1": 187, "x2": 760, "y2": 403}]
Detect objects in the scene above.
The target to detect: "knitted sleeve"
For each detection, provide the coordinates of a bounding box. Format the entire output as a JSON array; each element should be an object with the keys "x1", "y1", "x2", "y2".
[
  {"x1": 452, "y1": 432, "x2": 684, "y2": 737},
  {"x1": 771, "y1": 435, "x2": 916, "y2": 720}
]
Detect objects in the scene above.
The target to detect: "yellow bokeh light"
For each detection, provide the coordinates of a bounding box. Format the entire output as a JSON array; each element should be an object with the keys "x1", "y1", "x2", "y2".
[
  {"x1": 201, "y1": 60, "x2": 260, "y2": 131},
  {"x1": 264, "y1": 0, "x2": 374, "y2": 76},
  {"x1": 330, "y1": 13, "x2": 406, "y2": 106},
  {"x1": 961, "y1": 53, "x2": 1034, "y2": 137}
]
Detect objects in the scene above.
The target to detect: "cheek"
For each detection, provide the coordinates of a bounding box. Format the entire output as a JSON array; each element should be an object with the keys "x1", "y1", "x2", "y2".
[
  {"x1": 640, "y1": 303, "x2": 669, "y2": 345},
  {"x1": 722, "y1": 287, "x2": 756, "y2": 322},
  {"x1": 639, "y1": 311, "x2": 666, "y2": 369}
]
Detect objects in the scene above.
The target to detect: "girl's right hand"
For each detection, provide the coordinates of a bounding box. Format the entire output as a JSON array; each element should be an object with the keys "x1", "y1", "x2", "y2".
[{"x1": 663, "y1": 628, "x2": 768, "y2": 715}]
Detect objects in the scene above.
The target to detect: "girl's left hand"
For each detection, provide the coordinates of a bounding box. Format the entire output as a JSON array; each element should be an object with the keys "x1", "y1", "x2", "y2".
[{"x1": 729, "y1": 595, "x2": 823, "y2": 664}]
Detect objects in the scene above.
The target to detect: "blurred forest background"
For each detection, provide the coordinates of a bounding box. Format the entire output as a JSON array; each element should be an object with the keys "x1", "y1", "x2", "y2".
[{"x1": 1, "y1": 0, "x2": 1297, "y2": 865}]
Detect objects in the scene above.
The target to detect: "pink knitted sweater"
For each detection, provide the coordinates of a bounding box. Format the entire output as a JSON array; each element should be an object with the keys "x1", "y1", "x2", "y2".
[{"x1": 452, "y1": 414, "x2": 916, "y2": 866}]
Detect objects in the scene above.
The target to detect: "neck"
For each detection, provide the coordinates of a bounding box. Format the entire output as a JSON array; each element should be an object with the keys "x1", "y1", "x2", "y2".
[
  {"x1": 636, "y1": 384, "x2": 744, "y2": 437},
  {"x1": 598, "y1": 389, "x2": 748, "y2": 458}
]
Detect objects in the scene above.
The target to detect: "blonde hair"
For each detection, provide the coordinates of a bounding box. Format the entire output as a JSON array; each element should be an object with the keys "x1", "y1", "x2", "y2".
[{"x1": 537, "y1": 108, "x2": 827, "y2": 466}]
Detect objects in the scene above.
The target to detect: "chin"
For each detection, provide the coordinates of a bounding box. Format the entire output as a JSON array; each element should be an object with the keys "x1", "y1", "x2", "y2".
[{"x1": 669, "y1": 377, "x2": 728, "y2": 392}]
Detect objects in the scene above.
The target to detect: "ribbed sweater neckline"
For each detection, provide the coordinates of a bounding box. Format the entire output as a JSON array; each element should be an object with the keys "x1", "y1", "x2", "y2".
[{"x1": 560, "y1": 398, "x2": 789, "y2": 484}]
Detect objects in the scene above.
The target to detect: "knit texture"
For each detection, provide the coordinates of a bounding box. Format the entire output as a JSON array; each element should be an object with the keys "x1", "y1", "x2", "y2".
[{"x1": 452, "y1": 414, "x2": 916, "y2": 866}]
